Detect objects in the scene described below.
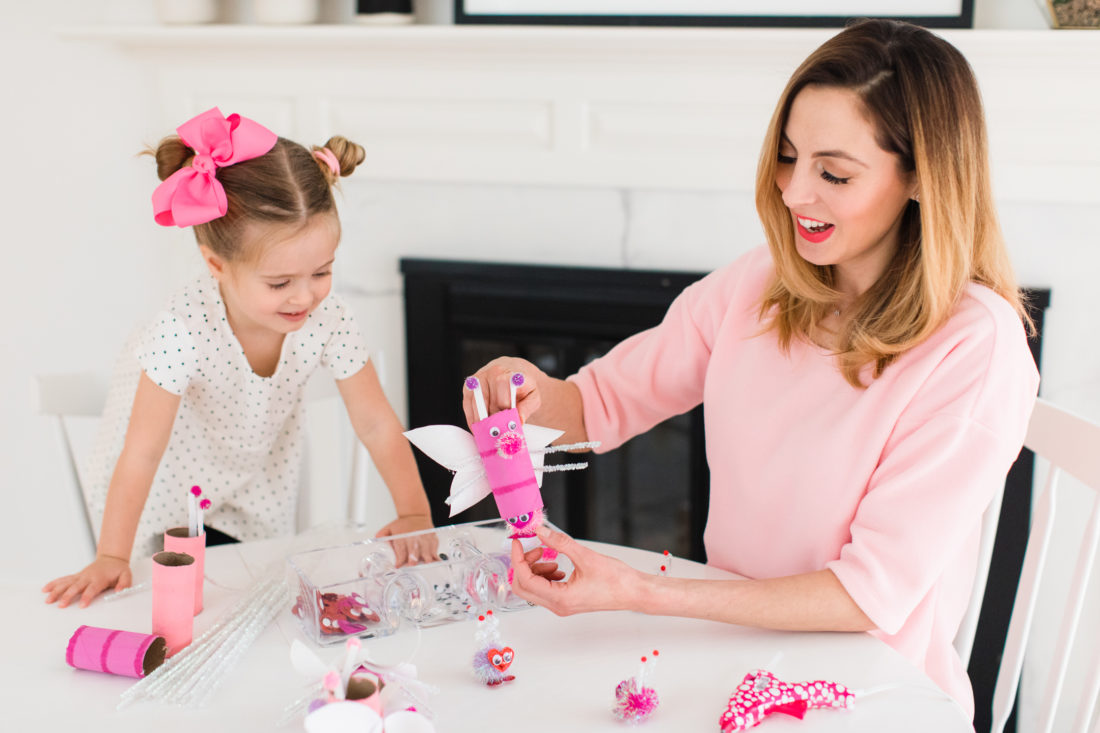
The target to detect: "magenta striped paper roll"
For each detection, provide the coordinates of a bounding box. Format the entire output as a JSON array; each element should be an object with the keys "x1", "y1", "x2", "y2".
[{"x1": 66, "y1": 625, "x2": 167, "y2": 678}]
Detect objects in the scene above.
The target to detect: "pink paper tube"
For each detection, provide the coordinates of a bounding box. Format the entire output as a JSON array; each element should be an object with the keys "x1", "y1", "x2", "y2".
[
  {"x1": 164, "y1": 527, "x2": 205, "y2": 615},
  {"x1": 66, "y1": 625, "x2": 167, "y2": 678},
  {"x1": 152, "y1": 551, "x2": 196, "y2": 655}
]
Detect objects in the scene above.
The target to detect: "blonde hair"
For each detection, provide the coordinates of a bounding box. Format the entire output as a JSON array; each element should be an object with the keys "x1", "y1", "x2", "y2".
[
  {"x1": 755, "y1": 18, "x2": 1029, "y2": 387},
  {"x1": 149, "y1": 135, "x2": 365, "y2": 262}
]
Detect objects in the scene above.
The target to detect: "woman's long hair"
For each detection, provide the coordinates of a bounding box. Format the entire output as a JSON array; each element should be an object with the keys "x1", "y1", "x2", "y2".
[{"x1": 755, "y1": 18, "x2": 1028, "y2": 387}]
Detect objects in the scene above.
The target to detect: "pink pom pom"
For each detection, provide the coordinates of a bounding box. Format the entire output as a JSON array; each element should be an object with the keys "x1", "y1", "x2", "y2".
[
  {"x1": 614, "y1": 678, "x2": 659, "y2": 722},
  {"x1": 190, "y1": 485, "x2": 202, "y2": 497},
  {"x1": 541, "y1": 547, "x2": 558, "y2": 561}
]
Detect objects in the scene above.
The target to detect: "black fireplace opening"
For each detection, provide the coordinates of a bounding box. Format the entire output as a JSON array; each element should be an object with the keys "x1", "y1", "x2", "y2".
[
  {"x1": 401, "y1": 258, "x2": 710, "y2": 562},
  {"x1": 401, "y1": 257, "x2": 1048, "y2": 733}
]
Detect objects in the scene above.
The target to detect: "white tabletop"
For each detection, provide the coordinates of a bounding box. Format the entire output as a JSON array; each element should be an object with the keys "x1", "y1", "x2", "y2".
[{"x1": 6, "y1": 537, "x2": 973, "y2": 732}]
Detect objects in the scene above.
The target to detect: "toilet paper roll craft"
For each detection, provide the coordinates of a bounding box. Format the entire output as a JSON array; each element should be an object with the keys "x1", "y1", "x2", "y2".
[
  {"x1": 613, "y1": 650, "x2": 660, "y2": 723},
  {"x1": 404, "y1": 373, "x2": 599, "y2": 547},
  {"x1": 288, "y1": 638, "x2": 437, "y2": 732},
  {"x1": 718, "y1": 669, "x2": 855, "y2": 731},
  {"x1": 66, "y1": 626, "x2": 168, "y2": 679},
  {"x1": 164, "y1": 493, "x2": 208, "y2": 615},
  {"x1": 471, "y1": 609, "x2": 515, "y2": 686},
  {"x1": 151, "y1": 551, "x2": 196, "y2": 655}
]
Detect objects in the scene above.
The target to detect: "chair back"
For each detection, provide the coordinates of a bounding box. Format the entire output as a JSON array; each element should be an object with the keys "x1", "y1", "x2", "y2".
[
  {"x1": 991, "y1": 398, "x2": 1100, "y2": 733},
  {"x1": 34, "y1": 372, "x2": 109, "y2": 556},
  {"x1": 955, "y1": 480, "x2": 1006, "y2": 667}
]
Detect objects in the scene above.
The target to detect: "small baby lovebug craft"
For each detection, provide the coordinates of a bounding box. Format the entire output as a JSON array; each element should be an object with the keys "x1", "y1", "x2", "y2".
[
  {"x1": 613, "y1": 650, "x2": 660, "y2": 723},
  {"x1": 290, "y1": 638, "x2": 438, "y2": 733},
  {"x1": 719, "y1": 669, "x2": 854, "y2": 731},
  {"x1": 471, "y1": 610, "x2": 515, "y2": 686}
]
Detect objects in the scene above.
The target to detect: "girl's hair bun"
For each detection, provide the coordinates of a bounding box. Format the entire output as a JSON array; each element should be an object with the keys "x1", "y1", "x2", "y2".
[
  {"x1": 150, "y1": 136, "x2": 194, "y2": 181},
  {"x1": 318, "y1": 136, "x2": 366, "y2": 181}
]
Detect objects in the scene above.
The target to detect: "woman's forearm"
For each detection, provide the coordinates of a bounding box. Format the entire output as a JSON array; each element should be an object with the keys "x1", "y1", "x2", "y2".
[{"x1": 635, "y1": 569, "x2": 875, "y2": 632}]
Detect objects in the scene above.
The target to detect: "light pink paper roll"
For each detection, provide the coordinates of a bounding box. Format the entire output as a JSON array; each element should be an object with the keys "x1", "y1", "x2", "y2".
[
  {"x1": 164, "y1": 527, "x2": 205, "y2": 614},
  {"x1": 152, "y1": 551, "x2": 196, "y2": 655},
  {"x1": 66, "y1": 625, "x2": 167, "y2": 678}
]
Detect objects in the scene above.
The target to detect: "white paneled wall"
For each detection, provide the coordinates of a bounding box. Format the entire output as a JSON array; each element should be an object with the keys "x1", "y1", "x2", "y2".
[{"x1": 3, "y1": 1, "x2": 1098, "y2": 728}]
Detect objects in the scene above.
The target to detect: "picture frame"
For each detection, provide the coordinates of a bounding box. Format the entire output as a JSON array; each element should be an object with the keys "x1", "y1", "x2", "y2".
[{"x1": 455, "y1": 1, "x2": 974, "y2": 28}]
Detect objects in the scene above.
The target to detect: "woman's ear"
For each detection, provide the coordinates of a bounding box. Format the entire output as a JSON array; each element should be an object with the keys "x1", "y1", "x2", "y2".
[{"x1": 199, "y1": 245, "x2": 227, "y2": 281}]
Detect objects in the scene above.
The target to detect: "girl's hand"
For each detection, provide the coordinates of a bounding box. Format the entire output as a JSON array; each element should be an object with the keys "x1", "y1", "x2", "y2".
[
  {"x1": 376, "y1": 514, "x2": 438, "y2": 566},
  {"x1": 42, "y1": 556, "x2": 132, "y2": 608},
  {"x1": 509, "y1": 525, "x2": 644, "y2": 616},
  {"x1": 463, "y1": 356, "x2": 544, "y2": 426}
]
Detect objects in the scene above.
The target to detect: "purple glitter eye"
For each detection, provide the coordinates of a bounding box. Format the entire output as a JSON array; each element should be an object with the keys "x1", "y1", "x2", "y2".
[
  {"x1": 511, "y1": 373, "x2": 525, "y2": 387},
  {"x1": 465, "y1": 376, "x2": 480, "y2": 390}
]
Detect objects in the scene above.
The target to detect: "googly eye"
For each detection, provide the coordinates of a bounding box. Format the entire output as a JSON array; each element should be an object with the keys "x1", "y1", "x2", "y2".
[
  {"x1": 489, "y1": 427, "x2": 501, "y2": 438},
  {"x1": 503, "y1": 651, "x2": 513, "y2": 663},
  {"x1": 507, "y1": 516, "x2": 518, "y2": 525},
  {"x1": 491, "y1": 653, "x2": 503, "y2": 666},
  {"x1": 322, "y1": 618, "x2": 333, "y2": 628},
  {"x1": 519, "y1": 513, "x2": 530, "y2": 523},
  {"x1": 508, "y1": 420, "x2": 518, "y2": 431}
]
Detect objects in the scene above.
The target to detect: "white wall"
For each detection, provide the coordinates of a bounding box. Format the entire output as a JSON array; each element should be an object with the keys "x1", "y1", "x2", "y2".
[{"x1": 1, "y1": 0, "x2": 1095, "y2": 727}]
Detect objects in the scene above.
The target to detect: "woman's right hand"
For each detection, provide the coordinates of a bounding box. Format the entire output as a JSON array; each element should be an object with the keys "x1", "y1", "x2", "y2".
[
  {"x1": 462, "y1": 356, "x2": 545, "y2": 426},
  {"x1": 42, "y1": 555, "x2": 132, "y2": 608}
]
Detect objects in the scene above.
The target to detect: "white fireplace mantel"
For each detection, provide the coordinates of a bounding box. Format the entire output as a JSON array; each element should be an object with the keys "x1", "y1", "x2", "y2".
[{"x1": 60, "y1": 25, "x2": 1100, "y2": 204}]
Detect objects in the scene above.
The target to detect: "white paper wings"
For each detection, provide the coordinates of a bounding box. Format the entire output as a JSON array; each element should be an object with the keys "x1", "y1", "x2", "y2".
[{"x1": 403, "y1": 423, "x2": 563, "y2": 517}]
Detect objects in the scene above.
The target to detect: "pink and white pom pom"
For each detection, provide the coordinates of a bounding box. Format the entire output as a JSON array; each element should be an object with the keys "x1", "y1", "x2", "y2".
[{"x1": 613, "y1": 651, "x2": 660, "y2": 723}]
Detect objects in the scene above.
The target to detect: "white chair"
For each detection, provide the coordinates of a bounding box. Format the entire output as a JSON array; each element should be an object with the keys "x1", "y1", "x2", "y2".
[
  {"x1": 955, "y1": 479, "x2": 1006, "y2": 667},
  {"x1": 990, "y1": 398, "x2": 1100, "y2": 733},
  {"x1": 34, "y1": 372, "x2": 109, "y2": 557}
]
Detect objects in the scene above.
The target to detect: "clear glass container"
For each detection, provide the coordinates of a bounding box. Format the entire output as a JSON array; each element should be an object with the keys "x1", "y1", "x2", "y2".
[{"x1": 287, "y1": 518, "x2": 559, "y2": 646}]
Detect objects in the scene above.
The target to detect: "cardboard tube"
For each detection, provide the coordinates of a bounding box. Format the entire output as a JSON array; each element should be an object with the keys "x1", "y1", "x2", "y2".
[
  {"x1": 164, "y1": 527, "x2": 205, "y2": 614},
  {"x1": 65, "y1": 625, "x2": 167, "y2": 678},
  {"x1": 346, "y1": 673, "x2": 383, "y2": 714},
  {"x1": 152, "y1": 551, "x2": 196, "y2": 655}
]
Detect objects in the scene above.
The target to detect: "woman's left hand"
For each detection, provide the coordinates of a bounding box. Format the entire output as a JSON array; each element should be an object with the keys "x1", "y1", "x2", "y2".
[
  {"x1": 510, "y1": 525, "x2": 645, "y2": 616},
  {"x1": 376, "y1": 514, "x2": 438, "y2": 566}
]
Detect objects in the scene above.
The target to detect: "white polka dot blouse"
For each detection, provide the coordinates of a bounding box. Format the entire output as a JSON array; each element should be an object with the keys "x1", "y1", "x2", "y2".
[{"x1": 83, "y1": 274, "x2": 370, "y2": 559}]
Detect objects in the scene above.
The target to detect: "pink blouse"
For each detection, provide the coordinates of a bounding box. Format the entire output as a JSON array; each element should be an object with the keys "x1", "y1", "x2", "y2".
[{"x1": 569, "y1": 246, "x2": 1039, "y2": 717}]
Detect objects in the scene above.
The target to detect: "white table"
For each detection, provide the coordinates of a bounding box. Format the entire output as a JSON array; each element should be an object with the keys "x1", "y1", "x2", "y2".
[{"x1": 6, "y1": 536, "x2": 973, "y2": 732}]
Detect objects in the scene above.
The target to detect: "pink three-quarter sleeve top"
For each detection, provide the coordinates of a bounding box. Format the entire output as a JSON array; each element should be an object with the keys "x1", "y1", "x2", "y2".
[{"x1": 568, "y1": 246, "x2": 1039, "y2": 717}]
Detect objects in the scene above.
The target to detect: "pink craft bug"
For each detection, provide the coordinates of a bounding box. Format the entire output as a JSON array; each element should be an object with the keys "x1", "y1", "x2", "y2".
[{"x1": 404, "y1": 373, "x2": 597, "y2": 542}]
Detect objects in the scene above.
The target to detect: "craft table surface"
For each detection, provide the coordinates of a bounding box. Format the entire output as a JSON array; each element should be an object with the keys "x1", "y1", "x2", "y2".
[{"x1": 6, "y1": 535, "x2": 973, "y2": 732}]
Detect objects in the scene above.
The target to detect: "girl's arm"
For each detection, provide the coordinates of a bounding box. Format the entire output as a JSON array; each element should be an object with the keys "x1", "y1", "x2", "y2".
[
  {"x1": 510, "y1": 525, "x2": 874, "y2": 632},
  {"x1": 43, "y1": 373, "x2": 181, "y2": 607},
  {"x1": 336, "y1": 360, "x2": 434, "y2": 554}
]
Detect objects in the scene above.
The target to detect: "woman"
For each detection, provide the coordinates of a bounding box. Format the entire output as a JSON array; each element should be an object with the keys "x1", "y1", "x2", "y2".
[{"x1": 464, "y1": 19, "x2": 1038, "y2": 718}]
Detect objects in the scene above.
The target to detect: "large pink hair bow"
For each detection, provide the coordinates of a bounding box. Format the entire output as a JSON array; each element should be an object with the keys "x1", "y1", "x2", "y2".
[{"x1": 151, "y1": 107, "x2": 277, "y2": 227}]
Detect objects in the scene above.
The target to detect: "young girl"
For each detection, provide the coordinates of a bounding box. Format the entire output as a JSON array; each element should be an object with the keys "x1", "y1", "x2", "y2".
[
  {"x1": 44, "y1": 107, "x2": 433, "y2": 608},
  {"x1": 468, "y1": 20, "x2": 1038, "y2": 719}
]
